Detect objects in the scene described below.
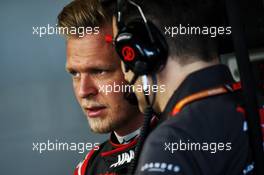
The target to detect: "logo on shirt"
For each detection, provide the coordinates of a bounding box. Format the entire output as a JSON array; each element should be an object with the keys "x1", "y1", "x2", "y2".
[
  {"x1": 140, "y1": 162, "x2": 181, "y2": 173},
  {"x1": 110, "y1": 150, "x2": 135, "y2": 168}
]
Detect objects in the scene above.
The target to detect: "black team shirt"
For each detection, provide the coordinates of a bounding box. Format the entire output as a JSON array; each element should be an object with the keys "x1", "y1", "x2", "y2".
[{"x1": 136, "y1": 64, "x2": 253, "y2": 175}]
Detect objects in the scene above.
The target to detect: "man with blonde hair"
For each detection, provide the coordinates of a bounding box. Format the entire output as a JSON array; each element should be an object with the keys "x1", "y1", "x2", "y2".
[{"x1": 57, "y1": 0, "x2": 143, "y2": 174}]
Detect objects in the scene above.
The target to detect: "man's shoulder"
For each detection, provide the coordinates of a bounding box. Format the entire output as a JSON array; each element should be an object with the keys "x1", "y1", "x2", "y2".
[
  {"x1": 73, "y1": 139, "x2": 110, "y2": 175},
  {"x1": 158, "y1": 93, "x2": 244, "y2": 138},
  {"x1": 142, "y1": 93, "x2": 247, "y2": 159},
  {"x1": 136, "y1": 95, "x2": 249, "y2": 174},
  {"x1": 137, "y1": 122, "x2": 208, "y2": 175}
]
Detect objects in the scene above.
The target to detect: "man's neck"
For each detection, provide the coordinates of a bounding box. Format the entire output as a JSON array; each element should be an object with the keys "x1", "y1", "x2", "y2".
[
  {"x1": 155, "y1": 58, "x2": 219, "y2": 113},
  {"x1": 114, "y1": 112, "x2": 143, "y2": 136}
]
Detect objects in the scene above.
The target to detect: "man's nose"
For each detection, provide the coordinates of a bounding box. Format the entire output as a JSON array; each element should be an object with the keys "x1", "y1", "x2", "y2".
[{"x1": 78, "y1": 74, "x2": 98, "y2": 98}]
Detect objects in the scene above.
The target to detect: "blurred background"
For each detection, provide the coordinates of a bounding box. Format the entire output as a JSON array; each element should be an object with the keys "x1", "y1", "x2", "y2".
[{"x1": 0, "y1": 1, "x2": 107, "y2": 174}]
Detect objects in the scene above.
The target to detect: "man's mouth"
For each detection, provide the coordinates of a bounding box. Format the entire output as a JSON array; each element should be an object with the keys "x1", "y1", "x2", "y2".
[{"x1": 85, "y1": 106, "x2": 107, "y2": 118}]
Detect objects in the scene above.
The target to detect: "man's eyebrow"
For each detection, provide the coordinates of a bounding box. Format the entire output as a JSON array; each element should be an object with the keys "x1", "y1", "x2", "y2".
[
  {"x1": 87, "y1": 64, "x2": 116, "y2": 71},
  {"x1": 65, "y1": 64, "x2": 78, "y2": 74},
  {"x1": 65, "y1": 63, "x2": 116, "y2": 72}
]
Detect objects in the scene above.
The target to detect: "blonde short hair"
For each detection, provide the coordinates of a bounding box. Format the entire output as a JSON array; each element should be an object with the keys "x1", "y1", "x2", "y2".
[{"x1": 57, "y1": 0, "x2": 112, "y2": 38}]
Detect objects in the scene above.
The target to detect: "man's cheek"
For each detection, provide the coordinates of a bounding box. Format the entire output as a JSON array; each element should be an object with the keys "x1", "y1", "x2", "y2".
[
  {"x1": 73, "y1": 84, "x2": 78, "y2": 97},
  {"x1": 73, "y1": 84, "x2": 82, "y2": 104}
]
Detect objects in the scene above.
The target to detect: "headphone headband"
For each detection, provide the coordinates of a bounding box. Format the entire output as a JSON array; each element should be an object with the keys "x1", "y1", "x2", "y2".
[{"x1": 114, "y1": 0, "x2": 168, "y2": 76}]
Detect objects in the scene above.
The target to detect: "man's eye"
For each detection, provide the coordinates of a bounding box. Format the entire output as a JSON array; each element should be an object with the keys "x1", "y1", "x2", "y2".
[
  {"x1": 69, "y1": 71, "x2": 80, "y2": 78},
  {"x1": 91, "y1": 69, "x2": 108, "y2": 75}
]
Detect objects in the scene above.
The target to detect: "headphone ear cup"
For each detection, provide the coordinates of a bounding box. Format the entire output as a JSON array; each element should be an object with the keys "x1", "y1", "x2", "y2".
[
  {"x1": 115, "y1": 20, "x2": 168, "y2": 75},
  {"x1": 147, "y1": 21, "x2": 169, "y2": 72}
]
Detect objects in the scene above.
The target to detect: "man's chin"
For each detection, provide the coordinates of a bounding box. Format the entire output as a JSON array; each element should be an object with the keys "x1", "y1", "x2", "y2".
[{"x1": 87, "y1": 118, "x2": 113, "y2": 134}]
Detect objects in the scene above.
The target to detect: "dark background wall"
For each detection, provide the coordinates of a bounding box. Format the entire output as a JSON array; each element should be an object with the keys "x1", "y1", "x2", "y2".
[{"x1": 0, "y1": 1, "x2": 107, "y2": 174}]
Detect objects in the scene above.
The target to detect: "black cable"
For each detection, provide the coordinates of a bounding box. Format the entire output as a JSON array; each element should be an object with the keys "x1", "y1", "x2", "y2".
[
  {"x1": 128, "y1": 74, "x2": 157, "y2": 175},
  {"x1": 128, "y1": 106, "x2": 154, "y2": 175},
  {"x1": 224, "y1": 0, "x2": 264, "y2": 174}
]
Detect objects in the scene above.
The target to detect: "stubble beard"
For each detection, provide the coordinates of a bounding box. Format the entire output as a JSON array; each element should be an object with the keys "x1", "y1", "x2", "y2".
[{"x1": 85, "y1": 110, "x2": 133, "y2": 134}]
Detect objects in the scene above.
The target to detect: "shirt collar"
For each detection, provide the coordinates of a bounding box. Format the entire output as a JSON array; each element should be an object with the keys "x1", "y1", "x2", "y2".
[
  {"x1": 163, "y1": 64, "x2": 235, "y2": 117},
  {"x1": 113, "y1": 128, "x2": 141, "y2": 144}
]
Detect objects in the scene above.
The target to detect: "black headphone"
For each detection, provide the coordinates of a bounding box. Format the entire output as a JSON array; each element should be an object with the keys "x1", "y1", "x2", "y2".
[{"x1": 114, "y1": 0, "x2": 168, "y2": 76}]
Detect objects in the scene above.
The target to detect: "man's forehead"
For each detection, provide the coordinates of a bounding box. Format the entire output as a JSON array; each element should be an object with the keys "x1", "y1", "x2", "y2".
[
  {"x1": 66, "y1": 24, "x2": 113, "y2": 48},
  {"x1": 66, "y1": 42, "x2": 114, "y2": 64},
  {"x1": 65, "y1": 24, "x2": 116, "y2": 67},
  {"x1": 66, "y1": 35, "x2": 104, "y2": 52}
]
